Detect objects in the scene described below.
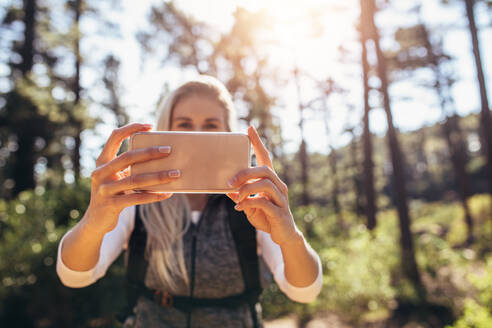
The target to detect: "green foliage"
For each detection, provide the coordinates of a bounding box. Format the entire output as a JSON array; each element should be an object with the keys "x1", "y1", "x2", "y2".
[
  {"x1": 0, "y1": 180, "x2": 491, "y2": 326},
  {"x1": 447, "y1": 300, "x2": 492, "y2": 328},
  {"x1": 445, "y1": 197, "x2": 492, "y2": 324},
  {"x1": 318, "y1": 217, "x2": 398, "y2": 322},
  {"x1": 449, "y1": 253, "x2": 492, "y2": 328},
  {"x1": 0, "y1": 181, "x2": 127, "y2": 327},
  {"x1": 262, "y1": 205, "x2": 399, "y2": 324},
  {"x1": 263, "y1": 195, "x2": 492, "y2": 325},
  {"x1": 469, "y1": 258, "x2": 492, "y2": 307}
]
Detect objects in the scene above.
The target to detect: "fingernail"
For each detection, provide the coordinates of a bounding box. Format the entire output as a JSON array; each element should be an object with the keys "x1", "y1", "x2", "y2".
[
  {"x1": 168, "y1": 169, "x2": 180, "y2": 178},
  {"x1": 228, "y1": 177, "x2": 236, "y2": 187},
  {"x1": 234, "y1": 204, "x2": 241, "y2": 210},
  {"x1": 159, "y1": 146, "x2": 171, "y2": 153}
]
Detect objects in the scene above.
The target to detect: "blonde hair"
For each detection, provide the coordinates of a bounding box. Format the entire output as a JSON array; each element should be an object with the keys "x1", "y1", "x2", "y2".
[
  {"x1": 156, "y1": 75, "x2": 238, "y2": 132},
  {"x1": 138, "y1": 75, "x2": 238, "y2": 293}
]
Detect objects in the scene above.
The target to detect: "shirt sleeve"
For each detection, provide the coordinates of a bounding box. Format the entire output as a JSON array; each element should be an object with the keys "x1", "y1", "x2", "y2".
[
  {"x1": 56, "y1": 206, "x2": 136, "y2": 288},
  {"x1": 257, "y1": 230, "x2": 322, "y2": 303}
]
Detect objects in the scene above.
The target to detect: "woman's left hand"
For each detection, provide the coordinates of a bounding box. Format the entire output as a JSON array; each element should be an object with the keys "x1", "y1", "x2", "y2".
[{"x1": 226, "y1": 125, "x2": 302, "y2": 247}]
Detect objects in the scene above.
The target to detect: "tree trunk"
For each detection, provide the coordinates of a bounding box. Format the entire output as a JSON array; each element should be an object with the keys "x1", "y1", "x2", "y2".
[
  {"x1": 464, "y1": 0, "x2": 492, "y2": 203},
  {"x1": 442, "y1": 117, "x2": 474, "y2": 244},
  {"x1": 13, "y1": 124, "x2": 36, "y2": 195},
  {"x1": 294, "y1": 68, "x2": 310, "y2": 206},
  {"x1": 275, "y1": 146, "x2": 292, "y2": 188},
  {"x1": 367, "y1": 0, "x2": 425, "y2": 299},
  {"x1": 12, "y1": 0, "x2": 37, "y2": 196},
  {"x1": 329, "y1": 148, "x2": 343, "y2": 225},
  {"x1": 72, "y1": 0, "x2": 82, "y2": 182},
  {"x1": 19, "y1": 0, "x2": 36, "y2": 74},
  {"x1": 360, "y1": 0, "x2": 377, "y2": 230},
  {"x1": 349, "y1": 135, "x2": 363, "y2": 218},
  {"x1": 298, "y1": 139, "x2": 310, "y2": 206},
  {"x1": 419, "y1": 22, "x2": 476, "y2": 245},
  {"x1": 103, "y1": 55, "x2": 128, "y2": 127}
]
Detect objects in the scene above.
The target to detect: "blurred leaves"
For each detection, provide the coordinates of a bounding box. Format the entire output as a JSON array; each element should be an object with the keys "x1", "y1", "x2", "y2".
[{"x1": 0, "y1": 181, "x2": 128, "y2": 327}]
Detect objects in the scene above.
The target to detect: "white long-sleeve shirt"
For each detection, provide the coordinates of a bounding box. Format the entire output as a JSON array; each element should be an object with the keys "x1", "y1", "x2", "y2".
[{"x1": 56, "y1": 206, "x2": 323, "y2": 303}]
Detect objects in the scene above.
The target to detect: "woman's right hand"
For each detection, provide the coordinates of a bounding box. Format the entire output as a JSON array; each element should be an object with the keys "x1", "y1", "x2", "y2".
[{"x1": 86, "y1": 123, "x2": 179, "y2": 234}]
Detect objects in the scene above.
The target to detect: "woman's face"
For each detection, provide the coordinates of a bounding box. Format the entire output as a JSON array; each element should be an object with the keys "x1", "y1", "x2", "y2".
[{"x1": 170, "y1": 96, "x2": 227, "y2": 132}]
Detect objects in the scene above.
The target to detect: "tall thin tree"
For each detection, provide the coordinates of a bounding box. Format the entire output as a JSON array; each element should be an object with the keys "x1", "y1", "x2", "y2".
[
  {"x1": 1, "y1": 0, "x2": 57, "y2": 196},
  {"x1": 366, "y1": 0, "x2": 425, "y2": 299},
  {"x1": 294, "y1": 67, "x2": 311, "y2": 206},
  {"x1": 420, "y1": 24, "x2": 475, "y2": 244},
  {"x1": 463, "y1": 0, "x2": 492, "y2": 208},
  {"x1": 70, "y1": 0, "x2": 83, "y2": 182},
  {"x1": 360, "y1": 0, "x2": 377, "y2": 230},
  {"x1": 322, "y1": 100, "x2": 343, "y2": 223},
  {"x1": 393, "y1": 21, "x2": 476, "y2": 244},
  {"x1": 102, "y1": 55, "x2": 128, "y2": 127},
  {"x1": 345, "y1": 125, "x2": 363, "y2": 219}
]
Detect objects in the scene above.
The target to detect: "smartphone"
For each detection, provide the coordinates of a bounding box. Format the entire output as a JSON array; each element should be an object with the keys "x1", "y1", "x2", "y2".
[{"x1": 129, "y1": 131, "x2": 251, "y2": 193}]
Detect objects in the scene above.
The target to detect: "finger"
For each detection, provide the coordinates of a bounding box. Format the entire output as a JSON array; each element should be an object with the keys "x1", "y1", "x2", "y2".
[
  {"x1": 236, "y1": 204, "x2": 271, "y2": 233},
  {"x1": 228, "y1": 166, "x2": 288, "y2": 196},
  {"x1": 121, "y1": 167, "x2": 131, "y2": 177},
  {"x1": 99, "y1": 169, "x2": 181, "y2": 196},
  {"x1": 113, "y1": 191, "x2": 173, "y2": 208},
  {"x1": 236, "y1": 179, "x2": 286, "y2": 207},
  {"x1": 248, "y1": 125, "x2": 273, "y2": 169},
  {"x1": 226, "y1": 192, "x2": 239, "y2": 203},
  {"x1": 97, "y1": 123, "x2": 152, "y2": 166},
  {"x1": 235, "y1": 197, "x2": 279, "y2": 218},
  {"x1": 116, "y1": 167, "x2": 131, "y2": 180},
  {"x1": 92, "y1": 146, "x2": 171, "y2": 181}
]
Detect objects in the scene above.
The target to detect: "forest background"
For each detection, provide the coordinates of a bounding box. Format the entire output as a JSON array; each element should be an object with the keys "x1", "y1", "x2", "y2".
[{"x1": 1, "y1": 0, "x2": 492, "y2": 327}]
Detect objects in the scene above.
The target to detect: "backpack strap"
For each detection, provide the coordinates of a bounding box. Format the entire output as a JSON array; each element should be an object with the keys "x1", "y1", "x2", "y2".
[
  {"x1": 117, "y1": 204, "x2": 148, "y2": 322},
  {"x1": 224, "y1": 197, "x2": 262, "y2": 327}
]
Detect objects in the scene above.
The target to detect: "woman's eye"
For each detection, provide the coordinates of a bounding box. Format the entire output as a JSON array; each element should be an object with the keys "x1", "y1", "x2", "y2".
[
  {"x1": 204, "y1": 124, "x2": 218, "y2": 129},
  {"x1": 178, "y1": 123, "x2": 192, "y2": 128}
]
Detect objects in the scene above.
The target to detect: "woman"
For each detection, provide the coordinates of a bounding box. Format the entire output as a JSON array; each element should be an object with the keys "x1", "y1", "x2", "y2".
[{"x1": 56, "y1": 76, "x2": 322, "y2": 328}]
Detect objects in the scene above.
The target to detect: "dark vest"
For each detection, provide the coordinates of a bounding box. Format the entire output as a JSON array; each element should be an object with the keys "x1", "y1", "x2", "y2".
[{"x1": 123, "y1": 194, "x2": 272, "y2": 328}]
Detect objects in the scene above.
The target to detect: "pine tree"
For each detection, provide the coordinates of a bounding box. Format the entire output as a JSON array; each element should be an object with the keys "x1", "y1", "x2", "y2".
[
  {"x1": 364, "y1": 0, "x2": 426, "y2": 300},
  {"x1": 389, "y1": 21, "x2": 476, "y2": 244},
  {"x1": 359, "y1": 0, "x2": 377, "y2": 230},
  {"x1": 463, "y1": 0, "x2": 492, "y2": 204},
  {"x1": 0, "y1": 0, "x2": 61, "y2": 197}
]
